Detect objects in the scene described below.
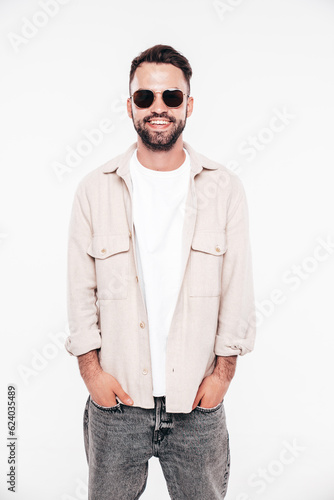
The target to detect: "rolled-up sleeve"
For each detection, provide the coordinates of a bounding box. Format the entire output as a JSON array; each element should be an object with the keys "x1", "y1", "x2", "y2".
[
  {"x1": 64, "y1": 180, "x2": 102, "y2": 356},
  {"x1": 214, "y1": 175, "x2": 256, "y2": 356}
]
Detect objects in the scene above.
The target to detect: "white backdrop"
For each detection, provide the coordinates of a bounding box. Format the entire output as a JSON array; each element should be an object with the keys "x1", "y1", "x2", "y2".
[{"x1": 1, "y1": 0, "x2": 334, "y2": 499}]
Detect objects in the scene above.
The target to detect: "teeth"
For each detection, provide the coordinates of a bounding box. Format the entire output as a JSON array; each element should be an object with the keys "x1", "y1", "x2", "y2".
[{"x1": 150, "y1": 120, "x2": 169, "y2": 125}]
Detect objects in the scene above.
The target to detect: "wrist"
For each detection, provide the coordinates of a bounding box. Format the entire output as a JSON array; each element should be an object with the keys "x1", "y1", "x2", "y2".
[
  {"x1": 83, "y1": 364, "x2": 103, "y2": 384},
  {"x1": 78, "y1": 350, "x2": 103, "y2": 384},
  {"x1": 213, "y1": 355, "x2": 237, "y2": 382}
]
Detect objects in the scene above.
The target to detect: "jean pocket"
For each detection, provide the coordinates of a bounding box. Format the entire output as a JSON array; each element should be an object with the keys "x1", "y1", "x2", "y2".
[
  {"x1": 89, "y1": 396, "x2": 122, "y2": 412},
  {"x1": 84, "y1": 395, "x2": 90, "y2": 423},
  {"x1": 195, "y1": 399, "x2": 224, "y2": 413}
]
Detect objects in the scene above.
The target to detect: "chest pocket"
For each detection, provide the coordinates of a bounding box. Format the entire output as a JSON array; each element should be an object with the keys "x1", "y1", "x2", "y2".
[
  {"x1": 87, "y1": 233, "x2": 130, "y2": 300},
  {"x1": 190, "y1": 231, "x2": 227, "y2": 297}
]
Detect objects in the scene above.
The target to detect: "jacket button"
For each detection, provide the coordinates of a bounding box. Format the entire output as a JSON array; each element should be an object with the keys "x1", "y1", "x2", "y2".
[
  {"x1": 129, "y1": 230, "x2": 132, "y2": 238},
  {"x1": 142, "y1": 368, "x2": 148, "y2": 375},
  {"x1": 215, "y1": 245, "x2": 221, "y2": 252},
  {"x1": 140, "y1": 321, "x2": 145, "y2": 328},
  {"x1": 135, "y1": 276, "x2": 139, "y2": 282},
  {"x1": 101, "y1": 248, "x2": 106, "y2": 254}
]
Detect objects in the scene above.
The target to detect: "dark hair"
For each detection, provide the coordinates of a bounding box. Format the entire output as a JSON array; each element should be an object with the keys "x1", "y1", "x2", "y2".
[{"x1": 129, "y1": 44, "x2": 192, "y2": 95}]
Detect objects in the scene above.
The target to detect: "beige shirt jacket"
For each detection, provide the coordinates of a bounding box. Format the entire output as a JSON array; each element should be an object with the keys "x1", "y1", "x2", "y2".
[{"x1": 65, "y1": 141, "x2": 256, "y2": 413}]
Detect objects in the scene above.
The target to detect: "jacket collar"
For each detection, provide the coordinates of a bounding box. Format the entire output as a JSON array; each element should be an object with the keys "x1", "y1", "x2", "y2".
[{"x1": 101, "y1": 141, "x2": 219, "y2": 176}]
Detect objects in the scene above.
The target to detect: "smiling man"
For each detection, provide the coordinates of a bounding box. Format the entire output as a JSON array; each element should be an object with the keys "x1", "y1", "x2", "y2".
[
  {"x1": 131, "y1": 71, "x2": 188, "y2": 152},
  {"x1": 65, "y1": 44, "x2": 256, "y2": 500}
]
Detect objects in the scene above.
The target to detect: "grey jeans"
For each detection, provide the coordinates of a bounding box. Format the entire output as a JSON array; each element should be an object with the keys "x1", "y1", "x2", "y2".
[{"x1": 83, "y1": 394, "x2": 230, "y2": 500}]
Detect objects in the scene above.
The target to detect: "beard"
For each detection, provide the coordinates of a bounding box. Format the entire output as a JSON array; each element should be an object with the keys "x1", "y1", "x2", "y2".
[{"x1": 132, "y1": 113, "x2": 187, "y2": 152}]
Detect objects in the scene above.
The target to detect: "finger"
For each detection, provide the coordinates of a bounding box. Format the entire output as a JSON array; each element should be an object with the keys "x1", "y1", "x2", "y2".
[
  {"x1": 111, "y1": 378, "x2": 134, "y2": 405},
  {"x1": 110, "y1": 395, "x2": 118, "y2": 406},
  {"x1": 114, "y1": 386, "x2": 134, "y2": 405},
  {"x1": 192, "y1": 392, "x2": 203, "y2": 410}
]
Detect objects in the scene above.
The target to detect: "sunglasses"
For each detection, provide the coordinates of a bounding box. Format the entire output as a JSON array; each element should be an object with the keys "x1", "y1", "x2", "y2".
[{"x1": 130, "y1": 88, "x2": 189, "y2": 109}]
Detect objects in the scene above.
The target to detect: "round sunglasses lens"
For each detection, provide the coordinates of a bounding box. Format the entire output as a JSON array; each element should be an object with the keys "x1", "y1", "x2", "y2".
[
  {"x1": 133, "y1": 90, "x2": 154, "y2": 108},
  {"x1": 163, "y1": 90, "x2": 184, "y2": 107}
]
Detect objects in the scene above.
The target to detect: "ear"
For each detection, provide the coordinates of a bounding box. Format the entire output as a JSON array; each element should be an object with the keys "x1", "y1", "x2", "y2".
[
  {"x1": 186, "y1": 96, "x2": 194, "y2": 118},
  {"x1": 127, "y1": 98, "x2": 133, "y2": 119}
]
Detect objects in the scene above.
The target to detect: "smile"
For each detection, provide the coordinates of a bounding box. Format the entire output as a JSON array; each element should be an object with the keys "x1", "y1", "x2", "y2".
[
  {"x1": 149, "y1": 120, "x2": 170, "y2": 125},
  {"x1": 146, "y1": 120, "x2": 172, "y2": 130}
]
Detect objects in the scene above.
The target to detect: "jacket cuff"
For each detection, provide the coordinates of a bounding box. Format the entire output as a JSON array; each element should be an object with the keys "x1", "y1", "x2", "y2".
[
  {"x1": 64, "y1": 331, "x2": 101, "y2": 357},
  {"x1": 214, "y1": 334, "x2": 254, "y2": 356}
]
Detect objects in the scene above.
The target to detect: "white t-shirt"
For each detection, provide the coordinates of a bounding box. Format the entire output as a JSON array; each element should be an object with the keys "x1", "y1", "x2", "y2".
[{"x1": 129, "y1": 148, "x2": 191, "y2": 396}]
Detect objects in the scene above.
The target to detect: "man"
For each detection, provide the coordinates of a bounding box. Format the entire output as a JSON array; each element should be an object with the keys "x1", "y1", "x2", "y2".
[{"x1": 65, "y1": 44, "x2": 256, "y2": 500}]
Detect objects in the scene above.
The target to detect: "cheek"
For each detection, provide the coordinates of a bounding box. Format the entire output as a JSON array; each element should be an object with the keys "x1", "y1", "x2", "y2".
[
  {"x1": 177, "y1": 108, "x2": 187, "y2": 121},
  {"x1": 135, "y1": 110, "x2": 149, "y2": 122}
]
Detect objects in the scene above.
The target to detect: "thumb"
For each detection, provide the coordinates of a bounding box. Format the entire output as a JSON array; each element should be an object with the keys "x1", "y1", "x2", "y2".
[
  {"x1": 113, "y1": 379, "x2": 133, "y2": 405},
  {"x1": 114, "y1": 384, "x2": 134, "y2": 405},
  {"x1": 192, "y1": 390, "x2": 203, "y2": 411}
]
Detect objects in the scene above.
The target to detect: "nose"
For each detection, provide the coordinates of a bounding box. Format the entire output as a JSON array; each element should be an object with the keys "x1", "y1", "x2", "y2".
[{"x1": 150, "y1": 91, "x2": 168, "y2": 114}]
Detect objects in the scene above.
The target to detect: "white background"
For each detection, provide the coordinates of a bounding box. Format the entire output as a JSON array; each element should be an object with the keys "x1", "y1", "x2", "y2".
[{"x1": 1, "y1": 0, "x2": 334, "y2": 499}]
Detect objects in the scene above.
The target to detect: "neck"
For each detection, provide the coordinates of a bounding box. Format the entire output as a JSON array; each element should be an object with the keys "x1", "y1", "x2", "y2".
[{"x1": 136, "y1": 136, "x2": 186, "y2": 172}]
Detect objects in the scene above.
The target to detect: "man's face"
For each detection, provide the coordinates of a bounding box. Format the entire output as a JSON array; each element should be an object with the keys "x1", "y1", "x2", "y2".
[{"x1": 127, "y1": 62, "x2": 193, "y2": 152}]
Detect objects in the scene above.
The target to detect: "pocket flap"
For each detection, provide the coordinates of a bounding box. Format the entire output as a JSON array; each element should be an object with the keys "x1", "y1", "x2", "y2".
[
  {"x1": 87, "y1": 233, "x2": 130, "y2": 259},
  {"x1": 191, "y1": 231, "x2": 227, "y2": 256}
]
